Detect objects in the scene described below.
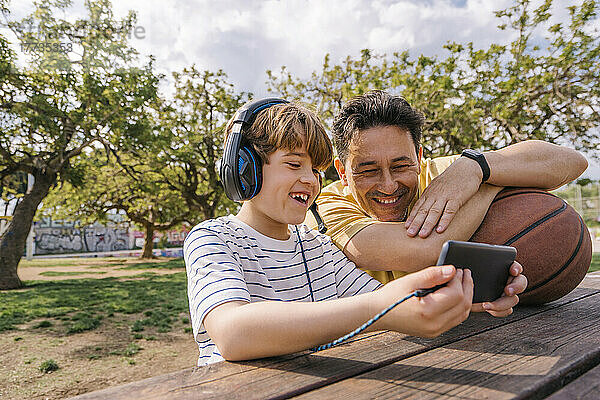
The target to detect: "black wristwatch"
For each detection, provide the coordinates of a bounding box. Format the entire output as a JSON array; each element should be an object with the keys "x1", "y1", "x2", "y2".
[{"x1": 461, "y1": 149, "x2": 490, "y2": 183}]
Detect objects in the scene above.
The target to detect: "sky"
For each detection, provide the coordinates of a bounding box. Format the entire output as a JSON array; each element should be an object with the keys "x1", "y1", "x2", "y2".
[{"x1": 3, "y1": 0, "x2": 600, "y2": 177}]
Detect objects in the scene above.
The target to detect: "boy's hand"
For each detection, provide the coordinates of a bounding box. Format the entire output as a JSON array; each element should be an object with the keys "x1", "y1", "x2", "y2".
[
  {"x1": 471, "y1": 261, "x2": 527, "y2": 317},
  {"x1": 375, "y1": 265, "x2": 473, "y2": 338}
]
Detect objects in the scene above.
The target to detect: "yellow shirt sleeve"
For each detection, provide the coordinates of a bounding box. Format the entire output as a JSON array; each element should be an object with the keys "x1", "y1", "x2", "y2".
[{"x1": 305, "y1": 154, "x2": 461, "y2": 284}]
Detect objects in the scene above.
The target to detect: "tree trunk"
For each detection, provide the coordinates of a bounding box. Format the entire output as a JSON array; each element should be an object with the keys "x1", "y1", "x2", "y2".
[
  {"x1": 141, "y1": 223, "x2": 155, "y2": 259},
  {"x1": 0, "y1": 171, "x2": 56, "y2": 289}
]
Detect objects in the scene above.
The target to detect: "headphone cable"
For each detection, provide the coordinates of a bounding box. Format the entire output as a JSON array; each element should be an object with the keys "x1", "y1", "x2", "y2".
[{"x1": 312, "y1": 287, "x2": 435, "y2": 352}]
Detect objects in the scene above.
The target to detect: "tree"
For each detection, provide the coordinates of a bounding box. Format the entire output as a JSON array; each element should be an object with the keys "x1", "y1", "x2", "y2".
[
  {"x1": 0, "y1": 0, "x2": 159, "y2": 289},
  {"x1": 267, "y1": 0, "x2": 600, "y2": 159},
  {"x1": 41, "y1": 150, "x2": 190, "y2": 258},
  {"x1": 152, "y1": 67, "x2": 249, "y2": 223}
]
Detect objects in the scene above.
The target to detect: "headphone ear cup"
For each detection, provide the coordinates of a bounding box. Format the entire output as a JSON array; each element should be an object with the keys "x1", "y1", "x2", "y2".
[{"x1": 238, "y1": 145, "x2": 262, "y2": 199}]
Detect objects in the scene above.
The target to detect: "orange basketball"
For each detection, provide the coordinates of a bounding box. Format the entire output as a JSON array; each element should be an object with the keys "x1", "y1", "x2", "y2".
[{"x1": 470, "y1": 187, "x2": 592, "y2": 305}]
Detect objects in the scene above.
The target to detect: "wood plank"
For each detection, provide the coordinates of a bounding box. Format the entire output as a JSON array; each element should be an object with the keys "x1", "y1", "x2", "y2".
[
  {"x1": 545, "y1": 363, "x2": 600, "y2": 400},
  {"x1": 71, "y1": 275, "x2": 600, "y2": 400},
  {"x1": 293, "y1": 286, "x2": 600, "y2": 399}
]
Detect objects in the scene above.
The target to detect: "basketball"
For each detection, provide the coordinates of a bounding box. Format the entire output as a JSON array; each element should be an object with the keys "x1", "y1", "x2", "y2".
[{"x1": 469, "y1": 187, "x2": 592, "y2": 305}]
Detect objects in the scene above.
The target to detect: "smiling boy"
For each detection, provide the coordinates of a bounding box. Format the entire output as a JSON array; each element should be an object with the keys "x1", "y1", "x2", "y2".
[{"x1": 184, "y1": 99, "x2": 475, "y2": 366}]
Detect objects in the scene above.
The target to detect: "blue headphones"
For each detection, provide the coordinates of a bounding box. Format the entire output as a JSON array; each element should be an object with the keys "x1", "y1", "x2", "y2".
[
  {"x1": 219, "y1": 98, "x2": 289, "y2": 202},
  {"x1": 218, "y1": 97, "x2": 327, "y2": 233}
]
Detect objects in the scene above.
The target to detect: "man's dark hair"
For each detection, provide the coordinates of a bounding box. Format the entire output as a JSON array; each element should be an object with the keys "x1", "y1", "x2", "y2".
[{"x1": 332, "y1": 90, "x2": 424, "y2": 164}]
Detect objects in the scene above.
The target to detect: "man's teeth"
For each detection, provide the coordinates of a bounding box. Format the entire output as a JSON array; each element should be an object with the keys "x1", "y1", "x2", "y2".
[{"x1": 375, "y1": 197, "x2": 398, "y2": 204}]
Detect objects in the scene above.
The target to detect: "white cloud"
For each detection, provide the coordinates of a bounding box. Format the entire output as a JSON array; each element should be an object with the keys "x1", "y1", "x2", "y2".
[{"x1": 106, "y1": 0, "x2": 521, "y2": 95}]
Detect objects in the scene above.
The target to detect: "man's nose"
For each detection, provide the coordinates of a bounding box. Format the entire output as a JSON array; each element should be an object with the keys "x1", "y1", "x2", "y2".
[{"x1": 378, "y1": 169, "x2": 398, "y2": 194}]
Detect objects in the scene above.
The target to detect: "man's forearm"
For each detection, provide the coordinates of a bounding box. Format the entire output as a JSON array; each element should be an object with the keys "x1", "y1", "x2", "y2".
[
  {"x1": 344, "y1": 184, "x2": 502, "y2": 272},
  {"x1": 483, "y1": 140, "x2": 587, "y2": 190}
]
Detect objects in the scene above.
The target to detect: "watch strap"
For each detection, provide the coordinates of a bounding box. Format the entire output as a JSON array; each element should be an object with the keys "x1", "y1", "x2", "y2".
[{"x1": 461, "y1": 149, "x2": 490, "y2": 183}]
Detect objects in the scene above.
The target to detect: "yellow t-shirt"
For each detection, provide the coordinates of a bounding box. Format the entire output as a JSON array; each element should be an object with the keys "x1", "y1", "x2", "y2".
[{"x1": 305, "y1": 155, "x2": 459, "y2": 283}]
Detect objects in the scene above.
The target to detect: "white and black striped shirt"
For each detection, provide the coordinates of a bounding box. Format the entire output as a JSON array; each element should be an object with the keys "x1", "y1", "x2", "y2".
[{"x1": 184, "y1": 215, "x2": 381, "y2": 366}]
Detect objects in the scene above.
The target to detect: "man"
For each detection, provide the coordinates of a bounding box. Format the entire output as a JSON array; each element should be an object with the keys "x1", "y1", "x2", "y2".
[{"x1": 306, "y1": 90, "x2": 587, "y2": 315}]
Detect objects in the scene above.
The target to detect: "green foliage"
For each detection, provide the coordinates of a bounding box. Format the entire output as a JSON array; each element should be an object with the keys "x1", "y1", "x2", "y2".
[
  {"x1": 33, "y1": 320, "x2": 53, "y2": 328},
  {"x1": 39, "y1": 271, "x2": 108, "y2": 276},
  {"x1": 40, "y1": 149, "x2": 190, "y2": 257},
  {"x1": 554, "y1": 180, "x2": 600, "y2": 227},
  {"x1": 123, "y1": 342, "x2": 142, "y2": 357},
  {"x1": 39, "y1": 359, "x2": 59, "y2": 373},
  {"x1": 151, "y1": 67, "x2": 248, "y2": 222},
  {"x1": 0, "y1": 0, "x2": 160, "y2": 279},
  {"x1": 267, "y1": 1, "x2": 600, "y2": 158},
  {"x1": 67, "y1": 312, "x2": 101, "y2": 333},
  {"x1": 117, "y1": 258, "x2": 184, "y2": 270},
  {"x1": 590, "y1": 253, "x2": 600, "y2": 273},
  {"x1": 0, "y1": 272, "x2": 189, "y2": 334}
]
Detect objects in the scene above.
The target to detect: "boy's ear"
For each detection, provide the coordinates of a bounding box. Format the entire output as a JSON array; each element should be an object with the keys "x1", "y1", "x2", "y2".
[{"x1": 334, "y1": 158, "x2": 349, "y2": 186}]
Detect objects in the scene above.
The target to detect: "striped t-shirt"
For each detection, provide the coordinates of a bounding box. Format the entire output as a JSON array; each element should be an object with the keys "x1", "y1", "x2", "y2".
[{"x1": 184, "y1": 215, "x2": 382, "y2": 366}]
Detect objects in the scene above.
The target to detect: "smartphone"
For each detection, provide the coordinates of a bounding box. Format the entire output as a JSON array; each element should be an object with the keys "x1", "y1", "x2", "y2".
[{"x1": 436, "y1": 240, "x2": 517, "y2": 303}]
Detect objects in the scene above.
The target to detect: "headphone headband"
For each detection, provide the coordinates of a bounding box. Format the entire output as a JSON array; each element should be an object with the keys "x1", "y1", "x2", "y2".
[{"x1": 219, "y1": 98, "x2": 289, "y2": 202}]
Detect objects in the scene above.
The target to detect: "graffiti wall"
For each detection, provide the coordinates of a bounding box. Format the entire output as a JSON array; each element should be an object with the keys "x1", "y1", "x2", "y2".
[
  {"x1": 32, "y1": 218, "x2": 190, "y2": 255},
  {"x1": 34, "y1": 219, "x2": 129, "y2": 255}
]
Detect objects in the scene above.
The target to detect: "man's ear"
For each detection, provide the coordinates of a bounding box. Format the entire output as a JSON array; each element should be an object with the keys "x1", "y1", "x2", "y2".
[
  {"x1": 334, "y1": 158, "x2": 349, "y2": 186},
  {"x1": 417, "y1": 146, "x2": 423, "y2": 174}
]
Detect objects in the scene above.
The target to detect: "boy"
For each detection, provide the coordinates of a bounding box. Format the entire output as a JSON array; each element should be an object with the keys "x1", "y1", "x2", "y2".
[{"x1": 184, "y1": 99, "x2": 474, "y2": 366}]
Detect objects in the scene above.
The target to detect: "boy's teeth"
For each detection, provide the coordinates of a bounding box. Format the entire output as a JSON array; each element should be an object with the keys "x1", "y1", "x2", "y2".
[{"x1": 291, "y1": 193, "x2": 308, "y2": 202}]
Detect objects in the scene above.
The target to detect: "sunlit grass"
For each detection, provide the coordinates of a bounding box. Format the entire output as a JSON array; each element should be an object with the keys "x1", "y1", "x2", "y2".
[
  {"x1": 118, "y1": 258, "x2": 184, "y2": 270},
  {"x1": 0, "y1": 273, "x2": 189, "y2": 334},
  {"x1": 39, "y1": 271, "x2": 108, "y2": 277},
  {"x1": 19, "y1": 258, "x2": 128, "y2": 268},
  {"x1": 590, "y1": 253, "x2": 600, "y2": 273}
]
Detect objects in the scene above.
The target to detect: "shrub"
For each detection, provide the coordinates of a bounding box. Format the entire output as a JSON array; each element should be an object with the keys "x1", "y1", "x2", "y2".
[{"x1": 39, "y1": 359, "x2": 59, "y2": 373}]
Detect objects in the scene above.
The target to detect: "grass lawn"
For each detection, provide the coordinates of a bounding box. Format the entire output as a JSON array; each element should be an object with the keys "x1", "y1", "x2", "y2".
[
  {"x1": 590, "y1": 253, "x2": 600, "y2": 273},
  {"x1": 0, "y1": 257, "x2": 194, "y2": 400},
  {"x1": 1, "y1": 258, "x2": 189, "y2": 334},
  {"x1": 19, "y1": 257, "x2": 129, "y2": 268}
]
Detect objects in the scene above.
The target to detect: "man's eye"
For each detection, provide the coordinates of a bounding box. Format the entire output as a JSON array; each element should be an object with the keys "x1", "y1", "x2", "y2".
[
  {"x1": 357, "y1": 169, "x2": 378, "y2": 175},
  {"x1": 392, "y1": 165, "x2": 410, "y2": 171}
]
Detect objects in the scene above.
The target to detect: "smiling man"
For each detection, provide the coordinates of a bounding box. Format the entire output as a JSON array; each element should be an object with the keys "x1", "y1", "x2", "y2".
[{"x1": 306, "y1": 90, "x2": 587, "y2": 314}]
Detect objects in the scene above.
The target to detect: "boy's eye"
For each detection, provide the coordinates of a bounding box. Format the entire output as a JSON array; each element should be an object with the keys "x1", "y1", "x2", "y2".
[{"x1": 286, "y1": 162, "x2": 300, "y2": 168}]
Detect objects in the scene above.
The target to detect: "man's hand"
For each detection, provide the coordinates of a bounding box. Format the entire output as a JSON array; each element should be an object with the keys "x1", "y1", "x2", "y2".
[
  {"x1": 405, "y1": 157, "x2": 484, "y2": 238},
  {"x1": 471, "y1": 261, "x2": 527, "y2": 317}
]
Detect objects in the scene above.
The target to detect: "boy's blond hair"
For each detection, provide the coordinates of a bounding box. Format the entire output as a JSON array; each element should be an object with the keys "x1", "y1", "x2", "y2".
[{"x1": 225, "y1": 101, "x2": 333, "y2": 171}]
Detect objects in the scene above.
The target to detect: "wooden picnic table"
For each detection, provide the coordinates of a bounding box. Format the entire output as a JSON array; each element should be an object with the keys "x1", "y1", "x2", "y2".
[{"x1": 73, "y1": 273, "x2": 600, "y2": 399}]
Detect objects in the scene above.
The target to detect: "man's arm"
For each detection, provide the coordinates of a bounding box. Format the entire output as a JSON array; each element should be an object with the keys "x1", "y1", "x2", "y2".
[
  {"x1": 406, "y1": 141, "x2": 588, "y2": 238},
  {"x1": 343, "y1": 184, "x2": 502, "y2": 273},
  {"x1": 204, "y1": 266, "x2": 472, "y2": 361},
  {"x1": 483, "y1": 140, "x2": 588, "y2": 189}
]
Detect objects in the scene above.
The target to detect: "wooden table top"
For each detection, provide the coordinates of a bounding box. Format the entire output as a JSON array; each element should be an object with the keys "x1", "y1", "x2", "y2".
[{"x1": 73, "y1": 273, "x2": 600, "y2": 400}]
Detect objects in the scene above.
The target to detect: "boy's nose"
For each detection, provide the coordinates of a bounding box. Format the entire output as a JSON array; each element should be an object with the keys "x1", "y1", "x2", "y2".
[{"x1": 300, "y1": 169, "x2": 319, "y2": 187}]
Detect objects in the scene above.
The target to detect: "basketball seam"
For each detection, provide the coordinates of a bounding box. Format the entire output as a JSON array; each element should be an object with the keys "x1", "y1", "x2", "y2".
[
  {"x1": 504, "y1": 202, "x2": 567, "y2": 246},
  {"x1": 522, "y1": 215, "x2": 585, "y2": 294},
  {"x1": 492, "y1": 190, "x2": 558, "y2": 204}
]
